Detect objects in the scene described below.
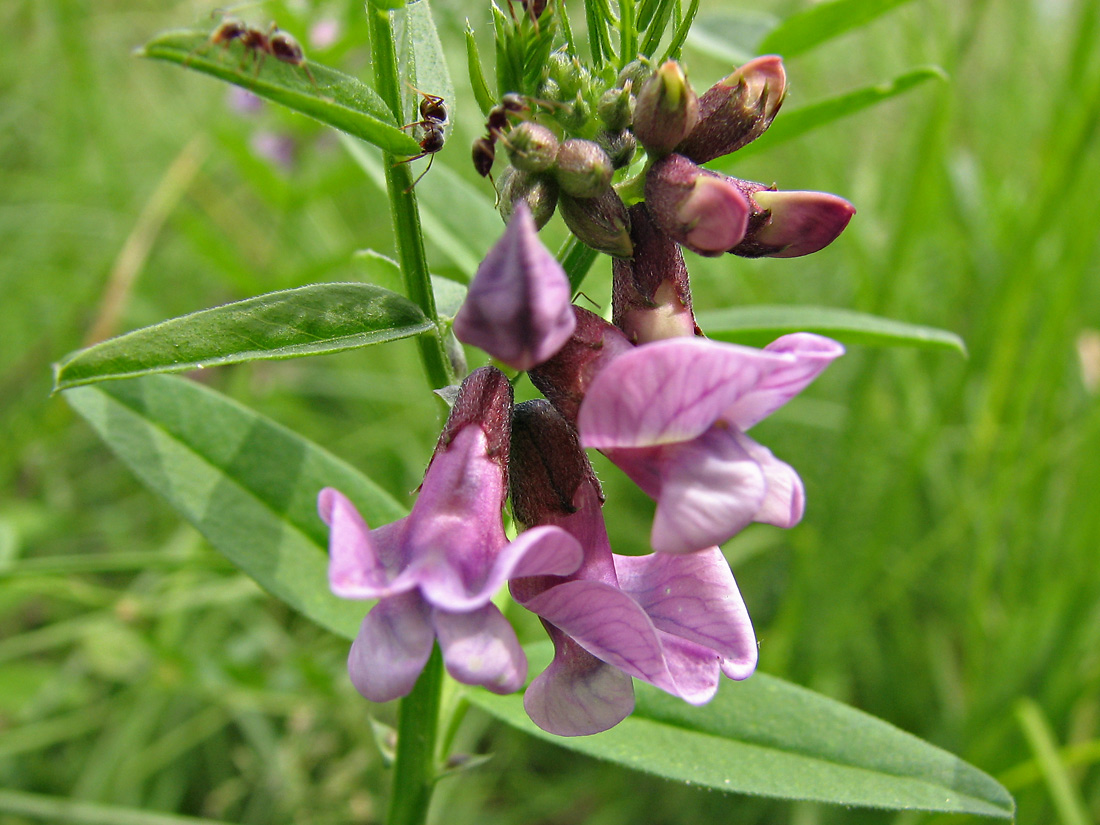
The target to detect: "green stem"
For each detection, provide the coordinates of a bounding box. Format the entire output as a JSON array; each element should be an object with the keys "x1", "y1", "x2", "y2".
[
  {"x1": 558, "y1": 236, "x2": 600, "y2": 293},
  {"x1": 386, "y1": 646, "x2": 444, "y2": 825},
  {"x1": 368, "y1": 3, "x2": 455, "y2": 391}
]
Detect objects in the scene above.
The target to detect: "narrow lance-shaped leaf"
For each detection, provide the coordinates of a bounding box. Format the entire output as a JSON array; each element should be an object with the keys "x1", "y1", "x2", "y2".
[
  {"x1": 64, "y1": 375, "x2": 406, "y2": 639},
  {"x1": 398, "y1": 0, "x2": 455, "y2": 126},
  {"x1": 468, "y1": 646, "x2": 1013, "y2": 818},
  {"x1": 696, "y1": 305, "x2": 967, "y2": 355},
  {"x1": 465, "y1": 23, "x2": 496, "y2": 115},
  {"x1": 139, "y1": 29, "x2": 420, "y2": 156},
  {"x1": 659, "y1": 0, "x2": 699, "y2": 63},
  {"x1": 758, "y1": 0, "x2": 919, "y2": 57},
  {"x1": 723, "y1": 67, "x2": 947, "y2": 161},
  {"x1": 53, "y1": 284, "x2": 434, "y2": 391}
]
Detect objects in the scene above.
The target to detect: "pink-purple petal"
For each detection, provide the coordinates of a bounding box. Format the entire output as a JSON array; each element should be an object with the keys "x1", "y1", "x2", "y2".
[
  {"x1": 613, "y1": 548, "x2": 757, "y2": 675},
  {"x1": 347, "y1": 591, "x2": 435, "y2": 703},
  {"x1": 723, "y1": 333, "x2": 845, "y2": 430},
  {"x1": 320, "y1": 487, "x2": 413, "y2": 599},
  {"x1": 649, "y1": 429, "x2": 767, "y2": 554},
  {"x1": 524, "y1": 625, "x2": 635, "y2": 736},
  {"x1": 579, "y1": 338, "x2": 787, "y2": 449},
  {"x1": 433, "y1": 604, "x2": 527, "y2": 694},
  {"x1": 521, "y1": 579, "x2": 719, "y2": 702},
  {"x1": 735, "y1": 432, "x2": 806, "y2": 528}
]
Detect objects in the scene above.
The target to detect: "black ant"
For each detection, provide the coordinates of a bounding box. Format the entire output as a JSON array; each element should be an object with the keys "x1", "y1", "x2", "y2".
[
  {"x1": 472, "y1": 93, "x2": 529, "y2": 181},
  {"x1": 190, "y1": 17, "x2": 319, "y2": 90},
  {"x1": 396, "y1": 88, "x2": 448, "y2": 189}
]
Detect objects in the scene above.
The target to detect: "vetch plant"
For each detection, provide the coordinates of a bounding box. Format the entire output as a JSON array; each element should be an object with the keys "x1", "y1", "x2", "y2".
[{"x1": 53, "y1": 1, "x2": 1009, "y2": 823}]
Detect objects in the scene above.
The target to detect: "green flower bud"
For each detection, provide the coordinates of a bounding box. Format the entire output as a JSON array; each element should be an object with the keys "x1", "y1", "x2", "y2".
[
  {"x1": 553, "y1": 138, "x2": 613, "y2": 198},
  {"x1": 596, "y1": 129, "x2": 637, "y2": 169},
  {"x1": 598, "y1": 86, "x2": 635, "y2": 132},
  {"x1": 499, "y1": 166, "x2": 559, "y2": 229},
  {"x1": 506, "y1": 122, "x2": 560, "y2": 173}
]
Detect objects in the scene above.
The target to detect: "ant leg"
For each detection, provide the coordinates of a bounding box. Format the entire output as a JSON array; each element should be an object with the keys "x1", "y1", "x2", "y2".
[{"x1": 404, "y1": 154, "x2": 435, "y2": 192}]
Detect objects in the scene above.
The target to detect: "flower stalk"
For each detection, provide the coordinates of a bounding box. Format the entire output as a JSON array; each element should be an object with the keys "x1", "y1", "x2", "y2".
[
  {"x1": 386, "y1": 646, "x2": 443, "y2": 825},
  {"x1": 368, "y1": 2, "x2": 455, "y2": 391}
]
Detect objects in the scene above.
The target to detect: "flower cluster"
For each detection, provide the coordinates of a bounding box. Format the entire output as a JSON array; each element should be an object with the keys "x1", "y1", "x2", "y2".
[{"x1": 322, "y1": 55, "x2": 848, "y2": 736}]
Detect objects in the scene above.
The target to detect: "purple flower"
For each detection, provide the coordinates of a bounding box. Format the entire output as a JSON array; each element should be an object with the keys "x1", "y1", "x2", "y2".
[
  {"x1": 320, "y1": 368, "x2": 582, "y2": 702},
  {"x1": 453, "y1": 203, "x2": 576, "y2": 371},
  {"x1": 577, "y1": 334, "x2": 844, "y2": 554},
  {"x1": 509, "y1": 401, "x2": 757, "y2": 736}
]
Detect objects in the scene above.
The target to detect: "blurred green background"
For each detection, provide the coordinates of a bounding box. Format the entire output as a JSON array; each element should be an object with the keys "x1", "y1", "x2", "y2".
[{"x1": 2, "y1": 0, "x2": 1098, "y2": 823}]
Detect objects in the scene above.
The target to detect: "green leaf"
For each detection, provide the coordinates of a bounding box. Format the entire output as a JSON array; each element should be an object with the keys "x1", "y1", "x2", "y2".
[
  {"x1": 725, "y1": 67, "x2": 946, "y2": 160},
  {"x1": 465, "y1": 24, "x2": 496, "y2": 115},
  {"x1": 64, "y1": 375, "x2": 405, "y2": 639},
  {"x1": 696, "y1": 305, "x2": 967, "y2": 354},
  {"x1": 53, "y1": 284, "x2": 434, "y2": 391},
  {"x1": 659, "y1": 0, "x2": 699, "y2": 63},
  {"x1": 468, "y1": 658, "x2": 1013, "y2": 817},
  {"x1": 352, "y1": 250, "x2": 467, "y2": 320},
  {"x1": 399, "y1": 0, "x2": 455, "y2": 126},
  {"x1": 139, "y1": 29, "x2": 421, "y2": 156},
  {"x1": 758, "y1": 0, "x2": 918, "y2": 57}
]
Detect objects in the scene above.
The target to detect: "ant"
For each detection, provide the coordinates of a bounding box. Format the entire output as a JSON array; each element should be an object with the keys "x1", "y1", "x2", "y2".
[
  {"x1": 396, "y1": 88, "x2": 448, "y2": 189},
  {"x1": 472, "y1": 93, "x2": 528, "y2": 181},
  {"x1": 190, "y1": 17, "x2": 319, "y2": 90}
]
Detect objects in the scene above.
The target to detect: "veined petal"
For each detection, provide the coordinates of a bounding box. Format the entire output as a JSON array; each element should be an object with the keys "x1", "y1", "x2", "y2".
[
  {"x1": 433, "y1": 603, "x2": 527, "y2": 694},
  {"x1": 347, "y1": 591, "x2": 434, "y2": 703},
  {"x1": 647, "y1": 427, "x2": 767, "y2": 554},
  {"x1": 736, "y1": 432, "x2": 805, "y2": 528},
  {"x1": 421, "y1": 525, "x2": 584, "y2": 612},
  {"x1": 613, "y1": 548, "x2": 757, "y2": 677},
  {"x1": 723, "y1": 333, "x2": 845, "y2": 430},
  {"x1": 521, "y1": 579, "x2": 720, "y2": 703},
  {"x1": 320, "y1": 487, "x2": 416, "y2": 600},
  {"x1": 524, "y1": 624, "x2": 635, "y2": 736},
  {"x1": 578, "y1": 337, "x2": 806, "y2": 449}
]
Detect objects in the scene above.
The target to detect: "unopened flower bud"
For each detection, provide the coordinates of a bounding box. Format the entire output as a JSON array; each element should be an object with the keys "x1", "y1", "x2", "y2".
[
  {"x1": 558, "y1": 188, "x2": 633, "y2": 258},
  {"x1": 454, "y1": 202, "x2": 575, "y2": 371},
  {"x1": 644, "y1": 153, "x2": 749, "y2": 256},
  {"x1": 432, "y1": 366, "x2": 514, "y2": 482},
  {"x1": 612, "y1": 204, "x2": 698, "y2": 343},
  {"x1": 498, "y1": 166, "x2": 559, "y2": 229},
  {"x1": 596, "y1": 129, "x2": 637, "y2": 169},
  {"x1": 729, "y1": 185, "x2": 856, "y2": 258},
  {"x1": 546, "y1": 53, "x2": 589, "y2": 100},
  {"x1": 510, "y1": 400, "x2": 603, "y2": 528},
  {"x1": 528, "y1": 306, "x2": 634, "y2": 426},
  {"x1": 598, "y1": 85, "x2": 635, "y2": 132},
  {"x1": 632, "y1": 61, "x2": 699, "y2": 156},
  {"x1": 506, "y1": 122, "x2": 560, "y2": 173},
  {"x1": 677, "y1": 56, "x2": 787, "y2": 163},
  {"x1": 617, "y1": 59, "x2": 650, "y2": 92},
  {"x1": 553, "y1": 138, "x2": 613, "y2": 198}
]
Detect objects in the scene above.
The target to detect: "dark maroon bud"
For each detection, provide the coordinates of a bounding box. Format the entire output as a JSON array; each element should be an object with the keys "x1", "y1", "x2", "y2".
[
  {"x1": 558, "y1": 188, "x2": 633, "y2": 258},
  {"x1": 528, "y1": 306, "x2": 634, "y2": 426},
  {"x1": 632, "y1": 61, "x2": 699, "y2": 156},
  {"x1": 644, "y1": 153, "x2": 749, "y2": 256},
  {"x1": 612, "y1": 203, "x2": 698, "y2": 343},
  {"x1": 510, "y1": 400, "x2": 603, "y2": 528},
  {"x1": 725, "y1": 182, "x2": 856, "y2": 258},
  {"x1": 431, "y1": 366, "x2": 513, "y2": 485},
  {"x1": 676, "y1": 56, "x2": 786, "y2": 163}
]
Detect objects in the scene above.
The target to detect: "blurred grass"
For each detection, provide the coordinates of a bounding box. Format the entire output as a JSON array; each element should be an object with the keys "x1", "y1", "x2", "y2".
[{"x1": 2, "y1": 0, "x2": 1098, "y2": 823}]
